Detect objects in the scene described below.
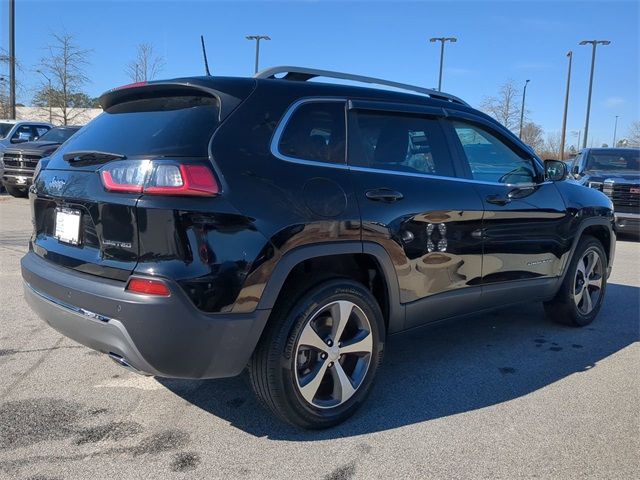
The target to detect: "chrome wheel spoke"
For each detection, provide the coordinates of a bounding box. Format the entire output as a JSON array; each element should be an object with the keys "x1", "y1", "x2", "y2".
[
  {"x1": 299, "y1": 360, "x2": 329, "y2": 404},
  {"x1": 584, "y1": 252, "x2": 597, "y2": 278},
  {"x1": 588, "y1": 274, "x2": 603, "y2": 290},
  {"x1": 330, "y1": 300, "x2": 353, "y2": 343},
  {"x1": 574, "y1": 287, "x2": 584, "y2": 307},
  {"x1": 583, "y1": 288, "x2": 593, "y2": 313},
  {"x1": 331, "y1": 361, "x2": 356, "y2": 404},
  {"x1": 339, "y1": 331, "x2": 372, "y2": 355},
  {"x1": 299, "y1": 323, "x2": 329, "y2": 352}
]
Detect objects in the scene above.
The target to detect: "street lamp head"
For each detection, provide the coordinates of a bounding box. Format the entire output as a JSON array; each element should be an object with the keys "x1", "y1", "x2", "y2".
[
  {"x1": 429, "y1": 38, "x2": 439, "y2": 42},
  {"x1": 598, "y1": 40, "x2": 611, "y2": 45},
  {"x1": 246, "y1": 35, "x2": 271, "y2": 41},
  {"x1": 526, "y1": 79, "x2": 530, "y2": 83},
  {"x1": 446, "y1": 37, "x2": 458, "y2": 43}
]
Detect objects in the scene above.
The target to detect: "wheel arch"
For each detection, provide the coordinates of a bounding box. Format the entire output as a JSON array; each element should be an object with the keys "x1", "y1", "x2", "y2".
[
  {"x1": 561, "y1": 217, "x2": 615, "y2": 282},
  {"x1": 256, "y1": 241, "x2": 404, "y2": 334}
]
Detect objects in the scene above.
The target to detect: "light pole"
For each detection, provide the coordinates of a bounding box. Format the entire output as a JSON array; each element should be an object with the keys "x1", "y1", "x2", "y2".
[
  {"x1": 9, "y1": 0, "x2": 16, "y2": 119},
  {"x1": 519, "y1": 79, "x2": 530, "y2": 140},
  {"x1": 36, "y1": 70, "x2": 53, "y2": 123},
  {"x1": 579, "y1": 39, "x2": 611, "y2": 149},
  {"x1": 613, "y1": 115, "x2": 619, "y2": 147},
  {"x1": 429, "y1": 37, "x2": 457, "y2": 91},
  {"x1": 246, "y1": 35, "x2": 271, "y2": 74},
  {"x1": 560, "y1": 51, "x2": 573, "y2": 160}
]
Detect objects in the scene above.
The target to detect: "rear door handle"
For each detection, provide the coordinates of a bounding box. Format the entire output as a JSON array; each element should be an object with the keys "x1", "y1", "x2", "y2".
[
  {"x1": 365, "y1": 188, "x2": 404, "y2": 203},
  {"x1": 486, "y1": 194, "x2": 511, "y2": 206}
]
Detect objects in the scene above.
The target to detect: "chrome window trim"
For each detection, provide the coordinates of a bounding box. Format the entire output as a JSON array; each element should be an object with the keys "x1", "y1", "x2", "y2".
[
  {"x1": 270, "y1": 97, "x2": 349, "y2": 168},
  {"x1": 271, "y1": 98, "x2": 550, "y2": 187}
]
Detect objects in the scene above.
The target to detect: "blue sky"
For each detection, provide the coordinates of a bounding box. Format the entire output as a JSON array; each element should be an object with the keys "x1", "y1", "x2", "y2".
[{"x1": 1, "y1": 0, "x2": 638, "y2": 147}]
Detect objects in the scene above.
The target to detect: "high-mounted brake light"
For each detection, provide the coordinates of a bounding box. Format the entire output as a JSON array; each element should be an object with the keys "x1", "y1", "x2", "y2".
[
  {"x1": 126, "y1": 277, "x2": 171, "y2": 296},
  {"x1": 113, "y1": 81, "x2": 148, "y2": 91},
  {"x1": 100, "y1": 160, "x2": 219, "y2": 196}
]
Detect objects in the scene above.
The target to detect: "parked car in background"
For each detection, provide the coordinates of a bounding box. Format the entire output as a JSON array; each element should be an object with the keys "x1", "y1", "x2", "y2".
[
  {"x1": 571, "y1": 148, "x2": 640, "y2": 236},
  {"x1": 0, "y1": 120, "x2": 53, "y2": 194},
  {"x1": 1, "y1": 126, "x2": 81, "y2": 197}
]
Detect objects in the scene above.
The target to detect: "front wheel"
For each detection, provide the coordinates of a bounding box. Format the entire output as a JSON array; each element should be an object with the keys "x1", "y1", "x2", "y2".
[
  {"x1": 544, "y1": 236, "x2": 607, "y2": 326},
  {"x1": 249, "y1": 278, "x2": 385, "y2": 429}
]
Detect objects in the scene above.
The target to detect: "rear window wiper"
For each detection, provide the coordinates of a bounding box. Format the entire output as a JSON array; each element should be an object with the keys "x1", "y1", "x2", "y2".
[{"x1": 63, "y1": 150, "x2": 126, "y2": 164}]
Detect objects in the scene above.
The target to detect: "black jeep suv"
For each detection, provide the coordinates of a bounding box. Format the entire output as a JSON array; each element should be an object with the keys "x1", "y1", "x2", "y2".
[{"x1": 21, "y1": 67, "x2": 615, "y2": 429}]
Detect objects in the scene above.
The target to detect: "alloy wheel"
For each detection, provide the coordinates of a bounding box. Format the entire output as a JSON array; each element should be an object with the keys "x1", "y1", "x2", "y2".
[
  {"x1": 294, "y1": 300, "x2": 373, "y2": 409},
  {"x1": 573, "y1": 248, "x2": 604, "y2": 315}
]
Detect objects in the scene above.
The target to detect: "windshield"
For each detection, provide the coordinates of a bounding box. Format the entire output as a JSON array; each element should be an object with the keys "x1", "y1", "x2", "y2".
[
  {"x1": 54, "y1": 94, "x2": 220, "y2": 160},
  {"x1": 38, "y1": 127, "x2": 79, "y2": 144},
  {"x1": 0, "y1": 123, "x2": 13, "y2": 139},
  {"x1": 585, "y1": 150, "x2": 640, "y2": 172}
]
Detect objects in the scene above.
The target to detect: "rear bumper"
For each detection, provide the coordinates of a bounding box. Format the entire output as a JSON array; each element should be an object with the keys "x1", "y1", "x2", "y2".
[{"x1": 21, "y1": 251, "x2": 271, "y2": 379}]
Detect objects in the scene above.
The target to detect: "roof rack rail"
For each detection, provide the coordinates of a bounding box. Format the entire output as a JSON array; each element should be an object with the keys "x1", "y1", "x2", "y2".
[{"x1": 254, "y1": 66, "x2": 469, "y2": 106}]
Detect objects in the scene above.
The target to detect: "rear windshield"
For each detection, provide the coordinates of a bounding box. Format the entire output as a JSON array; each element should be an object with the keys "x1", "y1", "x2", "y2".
[
  {"x1": 53, "y1": 95, "x2": 220, "y2": 160},
  {"x1": 585, "y1": 149, "x2": 640, "y2": 172}
]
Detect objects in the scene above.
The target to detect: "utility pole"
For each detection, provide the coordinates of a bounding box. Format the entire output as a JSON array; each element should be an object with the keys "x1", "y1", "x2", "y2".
[
  {"x1": 9, "y1": 0, "x2": 16, "y2": 119},
  {"x1": 429, "y1": 37, "x2": 457, "y2": 91},
  {"x1": 579, "y1": 40, "x2": 611, "y2": 149},
  {"x1": 519, "y1": 79, "x2": 530, "y2": 140},
  {"x1": 36, "y1": 70, "x2": 52, "y2": 123},
  {"x1": 245, "y1": 35, "x2": 271, "y2": 74},
  {"x1": 613, "y1": 115, "x2": 619, "y2": 147},
  {"x1": 560, "y1": 51, "x2": 572, "y2": 160}
]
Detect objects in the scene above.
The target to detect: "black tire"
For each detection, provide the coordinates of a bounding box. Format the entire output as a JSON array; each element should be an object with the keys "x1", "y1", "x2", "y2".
[
  {"x1": 248, "y1": 278, "x2": 385, "y2": 429},
  {"x1": 4, "y1": 185, "x2": 28, "y2": 198},
  {"x1": 544, "y1": 235, "x2": 608, "y2": 327}
]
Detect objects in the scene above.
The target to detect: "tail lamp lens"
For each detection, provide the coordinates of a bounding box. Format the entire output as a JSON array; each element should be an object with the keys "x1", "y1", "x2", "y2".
[
  {"x1": 126, "y1": 277, "x2": 171, "y2": 296},
  {"x1": 100, "y1": 160, "x2": 218, "y2": 196}
]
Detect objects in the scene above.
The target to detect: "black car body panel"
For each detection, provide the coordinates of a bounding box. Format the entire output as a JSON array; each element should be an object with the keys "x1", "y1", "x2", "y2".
[{"x1": 21, "y1": 73, "x2": 616, "y2": 379}]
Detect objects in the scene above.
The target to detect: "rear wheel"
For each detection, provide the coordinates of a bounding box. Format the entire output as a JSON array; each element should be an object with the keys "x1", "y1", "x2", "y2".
[
  {"x1": 5, "y1": 185, "x2": 28, "y2": 198},
  {"x1": 544, "y1": 236, "x2": 607, "y2": 326},
  {"x1": 249, "y1": 278, "x2": 384, "y2": 429}
]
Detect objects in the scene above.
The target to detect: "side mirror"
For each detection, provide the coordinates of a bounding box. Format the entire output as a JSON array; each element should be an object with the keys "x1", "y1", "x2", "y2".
[{"x1": 544, "y1": 159, "x2": 568, "y2": 182}]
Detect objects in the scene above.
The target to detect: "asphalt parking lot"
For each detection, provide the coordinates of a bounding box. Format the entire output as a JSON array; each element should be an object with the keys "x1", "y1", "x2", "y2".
[{"x1": 0, "y1": 193, "x2": 638, "y2": 480}]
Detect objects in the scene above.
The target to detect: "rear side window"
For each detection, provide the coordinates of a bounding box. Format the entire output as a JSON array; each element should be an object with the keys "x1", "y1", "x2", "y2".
[
  {"x1": 348, "y1": 110, "x2": 454, "y2": 177},
  {"x1": 278, "y1": 102, "x2": 346, "y2": 164},
  {"x1": 452, "y1": 121, "x2": 537, "y2": 184},
  {"x1": 53, "y1": 95, "x2": 220, "y2": 162}
]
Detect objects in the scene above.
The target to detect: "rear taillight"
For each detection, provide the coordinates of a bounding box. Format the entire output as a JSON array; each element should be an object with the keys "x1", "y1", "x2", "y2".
[
  {"x1": 126, "y1": 277, "x2": 171, "y2": 296},
  {"x1": 100, "y1": 160, "x2": 219, "y2": 196}
]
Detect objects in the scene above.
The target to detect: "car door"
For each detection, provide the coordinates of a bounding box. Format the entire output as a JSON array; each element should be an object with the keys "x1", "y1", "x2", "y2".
[
  {"x1": 442, "y1": 114, "x2": 571, "y2": 304},
  {"x1": 347, "y1": 101, "x2": 485, "y2": 331}
]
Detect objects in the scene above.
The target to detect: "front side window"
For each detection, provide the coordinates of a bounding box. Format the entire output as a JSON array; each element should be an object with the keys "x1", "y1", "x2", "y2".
[
  {"x1": 0, "y1": 123, "x2": 13, "y2": 139},
  {"x1": 452, "y1": 121, "x2": 536, "y2": 184},
  {"x1": 12, "y1": 125, "x2": 35, "y2": 142},
  {"x1": 348, "y1": 110, "x2": 454, "y2": 177},
  {"x1": 278, "y1": 101, "x2": 346, "y2": 164}
]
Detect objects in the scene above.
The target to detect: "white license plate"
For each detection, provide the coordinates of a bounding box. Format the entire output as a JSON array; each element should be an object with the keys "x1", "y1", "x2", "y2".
[{"x1": 54, "y1": 208, "x2": 81, "y2": 245}]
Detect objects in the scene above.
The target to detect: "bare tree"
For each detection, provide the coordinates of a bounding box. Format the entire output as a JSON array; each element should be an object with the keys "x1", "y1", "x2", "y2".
[
  {"x1": 481, "y1": 79, "x2": 522, "y2": 131},
  {"x1": 125, "y1": 43, "x2": 165, "y2": 82},
  {"x1": 520, "y1": 121, "x2": 544, "y2": 154},
  {"x1": 627, "y1": 121, "x2": 640, "y2": 147},
  {"x1": 38, "y1": 33, "x2": 92, "y2": 125},
  {"x1": 541, "y1": 131, "x2": 563, "y2": 160}
]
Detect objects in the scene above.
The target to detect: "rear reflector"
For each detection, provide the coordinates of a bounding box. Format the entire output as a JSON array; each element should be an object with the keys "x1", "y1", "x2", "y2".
[
  {"x1": 100, "y1": 160, "x2": 219, "y2": 196},
  {"x1": 126, "y1": 277, "x2": 171, "y2": 296}
]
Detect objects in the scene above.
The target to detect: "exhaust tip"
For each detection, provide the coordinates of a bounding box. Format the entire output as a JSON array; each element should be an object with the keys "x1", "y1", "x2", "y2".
[{"x1": 108, "y1": 352, "x2": 151, "y2": 376}]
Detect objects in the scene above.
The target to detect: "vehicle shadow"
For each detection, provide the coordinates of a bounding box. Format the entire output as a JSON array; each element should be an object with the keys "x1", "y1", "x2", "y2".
[{"x1": 159, "y1": 282, "x2": 639, "y2": 440}]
